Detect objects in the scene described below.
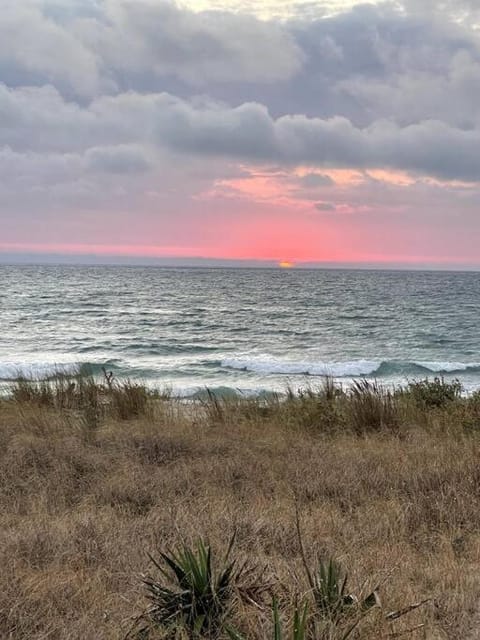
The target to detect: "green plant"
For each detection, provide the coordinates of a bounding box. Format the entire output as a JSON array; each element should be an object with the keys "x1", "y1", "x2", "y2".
[
  {"x1": 282, "y1": 379, "x2": 346, "y2": 433},
  {"x1": 227, "y1": 596, "x2": 371, "y2": 640},
  {"x1": 137, "y1": 537, "x2": 239, "y2": 638},
  {"x1": 276, "y1": 600, "x2": 308, "y2": 640},
  {"x1": 294, "y1": 508, "x2": 380, "y2": 636},
  {"x1": 227, "y1": 598, "x2": 308, "y2": 640},
  {"x1": 406, "y1": 376, "x2": 463, "y2": 408},
  {"x1": 312, "y1": 558, "x2": 353, "y2": 620}
]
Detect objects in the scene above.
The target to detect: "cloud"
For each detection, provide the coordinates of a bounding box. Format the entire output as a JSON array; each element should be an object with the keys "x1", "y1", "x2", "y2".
[
  {"x1": 0, "y1": 0, "x2": 303, "y2": 99},
  {"x1": 231, "y1": 3, "x2": 480, "y2": 130},
  {"x1": 84, "y1": 145, "x2": 153, "y2": 174},
  {"x1": 315, "y1": 201, "x2": 336, "y2": 211},
  {"x1": 3, "y1": 1, "x2": 480, "y2": 127},
  {"x1": 298, "y1": 173, "x2": 335, "y2": 187},
  {"x1": 3, "y1": 84, "x2": 480, "y2": 182},
  {"x1": 99, "y1": 1, "x2": 304, "y2": 86},
  {"x1": 0, "y1": 1, "x2": 105, "y2": 98},
  {"x1": 0, "y1": 0, "x2": 479, "y2": 264}
]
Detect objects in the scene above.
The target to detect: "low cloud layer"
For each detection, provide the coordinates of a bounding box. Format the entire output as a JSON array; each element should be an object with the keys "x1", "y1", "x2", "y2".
[
  {"x1": 3, "y1": 84, "x2": 480, "y2": 182},
  {"x1": 1, "y1": 0, "x2": 479, "y2": 265}
]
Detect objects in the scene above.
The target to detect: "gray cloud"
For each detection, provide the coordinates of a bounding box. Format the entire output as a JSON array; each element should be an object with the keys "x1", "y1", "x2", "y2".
[
  {"x1": 0, "y1": 0, "x2": 302, "y2": 98},
  {"x1": 0, "y1": 1, "x2": 105, "y2": 98},
  {"x1": 314, "y1": 201, "x2": 336, "y2": 211},
  {"x1": 0, "y1": 0, "x2": 480, "y2": 254},
  {"x1": 298, "y1": 173, "x2": 335, "y2": 187},
  {"x1": 216, "y1": 3, "x2": 480, "y2": 130},
  {"x1": 98, "y1": 1, "x2": 304, "y2": 86},
  {"x1": 85, "y1": 145, "x2": 153, "y2": 174},
  {"x1": 146, "y1": 99, "x2": 480, "y2": 182},
  {"x1": 3, "y1": 84, "x2": 480, "y2": 182},
  {"x1": 2, "y1": 1, "x2": 480, "y2": 127}
]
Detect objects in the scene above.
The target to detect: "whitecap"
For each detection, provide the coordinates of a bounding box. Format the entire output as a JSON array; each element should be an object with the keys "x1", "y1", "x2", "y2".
[{"x1": 221, "y1": 357, "x2": 381, "y2": 377}]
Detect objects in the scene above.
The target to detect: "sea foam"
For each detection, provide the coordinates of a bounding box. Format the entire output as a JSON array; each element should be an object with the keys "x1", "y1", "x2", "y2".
[
  {"x1": 221, "y1": 357, "x2": 480, "y2": 378},
  {"x1": 221, "y1": 358, "x2": 380, "y2": 377},
  {"x1": 0, "y1": 362, "x2": 79, "y2": 380}
]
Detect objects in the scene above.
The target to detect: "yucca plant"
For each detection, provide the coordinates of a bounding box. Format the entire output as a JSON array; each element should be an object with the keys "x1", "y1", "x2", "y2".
[
  {"x1": 273, "y1": 599, "x2": 308, "y2": 640},
  {"x1": 226, "y1": 598, "x2": 308, "y2": 640},
  {"x1": 227, "y1": 597, "x2": 368, "y2": 640},
  {"x1": 312, "y1": 558, "x2": 375, "y2": 617},
  {"x1": 312, "y1": 558, "x2": 354, "y2": 620},
  {"x1": 137, "y1": 537, "x2": 239, "y2": 638},
  {"x1": 295, "y1": 509, "x2": 379, "y2": 627}
]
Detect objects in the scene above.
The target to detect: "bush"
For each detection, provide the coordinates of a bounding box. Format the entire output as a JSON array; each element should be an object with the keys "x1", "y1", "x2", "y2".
[
  {"x1": 406, "y1": 377, "x2": 463, "y2": 408},
  {"x1": 280, "y1": 379, "x2": 346, "y2": 433}
]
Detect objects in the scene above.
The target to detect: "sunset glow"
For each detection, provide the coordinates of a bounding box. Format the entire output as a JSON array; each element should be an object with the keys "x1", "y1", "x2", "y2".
[{"x1": 1, "y1": 0, "x2": 479, "y2": 268}]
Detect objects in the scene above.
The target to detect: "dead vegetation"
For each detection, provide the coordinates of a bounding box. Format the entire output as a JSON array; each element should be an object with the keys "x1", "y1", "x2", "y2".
[{"x1": 1, "y1": 375, "x2": 480, "y2": 639}]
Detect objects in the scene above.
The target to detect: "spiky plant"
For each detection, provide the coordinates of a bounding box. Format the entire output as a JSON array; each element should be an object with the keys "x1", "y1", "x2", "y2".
[
  {"x1": 273, "y1": 599, "x2": 308, "y2": 640},
  {"x1": 226, "y1": 598, "x2": 308, "y2": 640},
  {"x1": 295, "y1": 509, "x2": 379, "y2": 627},
  {"x1": 226, "y1": 597, "x2": 369, "y2": 640},
  {"x1": 312, "y1": 558, "x2": 353, "y2": 620},
  {"x1": 308, "y1": 557, "x2": 380, "y2": 624},
  {"x1": 138, "y1": 537, "x2": 239, "y2": 638}
]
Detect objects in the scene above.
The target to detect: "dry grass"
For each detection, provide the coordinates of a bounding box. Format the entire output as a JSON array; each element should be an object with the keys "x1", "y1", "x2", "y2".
[{"x1": 1, "y1": 377, "x2": 480, "y2": 638}]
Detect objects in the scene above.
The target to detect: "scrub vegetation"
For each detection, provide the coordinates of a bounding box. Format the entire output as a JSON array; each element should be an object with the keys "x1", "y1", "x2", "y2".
[{"x1": 1, "y1": 375, "x2": 480, "y2": 639}]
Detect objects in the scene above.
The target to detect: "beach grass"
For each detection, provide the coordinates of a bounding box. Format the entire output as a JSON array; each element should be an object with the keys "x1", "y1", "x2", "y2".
[{"x1": 1, "y1": 376, "x2": 480, "y2": 638}]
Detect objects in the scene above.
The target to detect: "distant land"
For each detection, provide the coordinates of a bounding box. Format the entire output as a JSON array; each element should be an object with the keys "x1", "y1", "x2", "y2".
[{"x1": 0, "y1": 251, "x2": 479, "y2": 272}]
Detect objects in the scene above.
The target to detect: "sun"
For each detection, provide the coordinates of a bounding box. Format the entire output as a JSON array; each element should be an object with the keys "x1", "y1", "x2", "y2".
[{"x1": 279, "y1": 261, "x2": 295, "y2": 269}]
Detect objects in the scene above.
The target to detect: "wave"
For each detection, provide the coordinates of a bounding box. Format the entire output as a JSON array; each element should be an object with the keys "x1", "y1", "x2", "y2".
[
  {"x1": 2, "y1": 356, "x2": 480, "y2": 386},
  {"x1": 0, "y1": 361, "x2": 80, "y2": 380},
  {"x1": 221, "y1": 358, "x2": 379, "y2": 377},
  {"x1": 0, "y1": 359, "x2": 125, "y2": 381},
  {"x1": 221, "y1": 357, "x2": 480, "y2": 378}
]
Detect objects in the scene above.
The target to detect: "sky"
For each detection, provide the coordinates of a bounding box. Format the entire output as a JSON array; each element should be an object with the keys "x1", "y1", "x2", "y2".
[{"x1": 1, "y1": 0, "x2": 480, "y2": 267}]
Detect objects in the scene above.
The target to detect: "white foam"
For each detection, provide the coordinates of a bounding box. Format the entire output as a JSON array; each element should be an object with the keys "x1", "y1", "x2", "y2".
[
  {"x1": 414, "y1": 361, "x2": 480, "y2": 373},
  {"x1": 221, "y1": 357, "x2": 381, "y2": 377},
  {"x1": 0, "y1": 361, "x2": 79, "y2": 380}
]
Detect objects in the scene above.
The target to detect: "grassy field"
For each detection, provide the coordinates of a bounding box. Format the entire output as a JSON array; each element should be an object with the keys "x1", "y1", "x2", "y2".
[{"x1": 1, "y1": 376, "x2": 480, "y2": 639}]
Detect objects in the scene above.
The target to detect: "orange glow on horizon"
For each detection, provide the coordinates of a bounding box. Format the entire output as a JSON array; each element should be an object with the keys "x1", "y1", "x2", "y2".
[{"x1": 0, "y1": 241, "x2": 478, "y2": 266}]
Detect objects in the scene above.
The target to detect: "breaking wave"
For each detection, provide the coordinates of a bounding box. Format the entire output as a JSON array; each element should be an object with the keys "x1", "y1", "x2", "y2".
[{"x1": 221, "y1": 357, "x2": 480, "y2": 378}]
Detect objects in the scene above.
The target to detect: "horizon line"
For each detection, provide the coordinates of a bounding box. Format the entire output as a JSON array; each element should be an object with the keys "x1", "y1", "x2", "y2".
[{"x1": 0, "y1": 252, "x2": 479, "y2": 273}]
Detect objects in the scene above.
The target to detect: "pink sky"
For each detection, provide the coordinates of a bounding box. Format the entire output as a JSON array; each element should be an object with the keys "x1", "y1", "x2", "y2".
[{"x1": 1, "y1": 0, "x2": 480, "y2": 268}]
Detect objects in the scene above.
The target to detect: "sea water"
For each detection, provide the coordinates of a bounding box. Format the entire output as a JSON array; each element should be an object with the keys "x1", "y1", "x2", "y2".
[{"x1": 1, "y1": 265, "x2": 479, "y2": 395}]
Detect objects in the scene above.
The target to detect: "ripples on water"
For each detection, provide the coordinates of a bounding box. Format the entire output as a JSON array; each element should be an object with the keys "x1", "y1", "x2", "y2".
[{"x1": 0, "y1": 266, "x2": 479, "y2": 395}]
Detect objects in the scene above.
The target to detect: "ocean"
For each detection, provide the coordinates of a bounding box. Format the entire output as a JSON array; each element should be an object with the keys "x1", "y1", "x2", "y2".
[{"x1": 1, "y1": 265, "x2": 479, "y2": 395}]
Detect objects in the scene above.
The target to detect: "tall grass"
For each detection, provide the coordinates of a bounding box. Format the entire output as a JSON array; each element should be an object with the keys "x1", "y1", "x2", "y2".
[
  {"x1": 2, "y1": 374, "x2": 480, "y2": 638},
  {"x1": 348, "y1": 380, "x2": 400, "y2": 434},
  {"x1": 10, "y1": 372, "x2": 154, "y2": 424},
  {"x1": 133, "y1": 531, "x2": 427, "y2": 640}
]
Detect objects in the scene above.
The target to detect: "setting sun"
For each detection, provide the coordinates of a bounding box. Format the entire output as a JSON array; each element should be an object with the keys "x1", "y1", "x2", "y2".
[{"x1": 279, "y1": 261, "x2": 295, "y2": 268}]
